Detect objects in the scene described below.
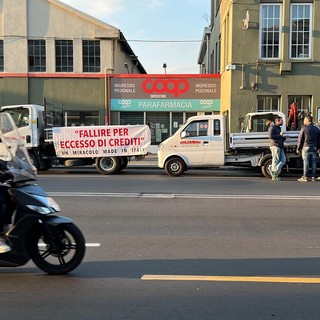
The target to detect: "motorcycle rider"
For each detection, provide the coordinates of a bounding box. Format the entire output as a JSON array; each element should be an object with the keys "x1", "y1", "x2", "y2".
[{"x1": 0, "y1": 158, "x2": 12, "y2": 253}]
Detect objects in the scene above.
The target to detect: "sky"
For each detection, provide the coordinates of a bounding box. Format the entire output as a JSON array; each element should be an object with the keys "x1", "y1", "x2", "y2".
[{"x1": 59, "y1": 0, "x2": 210, "y2": 74}]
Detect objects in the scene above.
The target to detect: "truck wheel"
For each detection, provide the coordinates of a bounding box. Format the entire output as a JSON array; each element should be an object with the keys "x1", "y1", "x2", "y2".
[
  {"x1": 261, "y1": 158, "x2": 283, "y2": 178},
  {"x1": 165, "y1": 157, "x2": 186, "y2": 177},
  {"x1": 261, "y1": 158, "x2": 272, "y2": 178},
  {"x1": 96, "y1": 157, "x2": 120, "y2": 175},
  {"x1": 119, "y1": 157, "x2": 128, "y2": 171},
  {"x1": 28, "y1": 152, "x2": 40, "y2": 170}
]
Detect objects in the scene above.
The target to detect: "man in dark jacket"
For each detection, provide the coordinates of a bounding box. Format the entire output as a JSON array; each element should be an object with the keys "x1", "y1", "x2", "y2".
[
  {"x1": 297, "y1": 115, "x2": 320, "y2": 182},
  {"x1": 268, "y1": 117, "x2": 287, "y2": 181}
]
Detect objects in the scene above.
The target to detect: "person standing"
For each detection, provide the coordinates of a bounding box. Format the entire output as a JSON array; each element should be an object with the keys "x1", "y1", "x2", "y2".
[
  {"x1": 296, "y1": 115, "x2": 320, "y2": 182},
  {"x1": 268, "y1": 117, "x2": 287, "y2": 181}
]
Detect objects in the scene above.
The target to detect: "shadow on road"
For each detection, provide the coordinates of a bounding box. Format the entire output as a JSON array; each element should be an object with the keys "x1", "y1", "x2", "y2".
[{"x1": 75, "y1": 257, "x2": 320, "y2": 279}]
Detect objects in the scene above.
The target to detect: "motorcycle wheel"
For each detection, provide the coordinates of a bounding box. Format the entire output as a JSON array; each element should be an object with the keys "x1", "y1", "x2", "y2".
[{"x1": 28, "y1": 223, "x2": 86, "y2": 275}]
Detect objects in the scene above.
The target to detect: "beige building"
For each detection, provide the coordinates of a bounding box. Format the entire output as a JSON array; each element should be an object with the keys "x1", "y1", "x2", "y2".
[
  {"x1": 199, "y1": 0, "x2": 320, "y2": 132},
  {"x1": 0, "y1": 0, "x2": 146, "y2": 125}
]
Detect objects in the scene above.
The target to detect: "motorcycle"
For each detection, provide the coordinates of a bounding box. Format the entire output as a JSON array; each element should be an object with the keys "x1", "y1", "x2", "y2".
[{"x1": 0, "y1": 111, "x2": 85, "y2": 275}]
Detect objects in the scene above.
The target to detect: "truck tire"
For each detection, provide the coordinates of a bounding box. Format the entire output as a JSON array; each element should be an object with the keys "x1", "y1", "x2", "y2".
[
  {"x1": 28, "y1": 152, "x2": 40, "y2": 170},
  {"x1": 96, "y1": 157, "x2": 120, "y2": 175},
  {"x1": 261, "y1": 158, "x2": 283, "y2": 178},
  {"x1": 119, "y1": 157, "x2": 128, "y2": 171},
  {"x1": 165, "y1": 157, "x2": 186, "y2": 177},
  {"x1": 261, "y1": 158, "x2": 272, "y2": 178}
]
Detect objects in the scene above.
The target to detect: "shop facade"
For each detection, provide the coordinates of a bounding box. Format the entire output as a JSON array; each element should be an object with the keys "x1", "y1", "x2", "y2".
[{"x1": 109, "y1": 74, "x2": 221, "y2": 152}]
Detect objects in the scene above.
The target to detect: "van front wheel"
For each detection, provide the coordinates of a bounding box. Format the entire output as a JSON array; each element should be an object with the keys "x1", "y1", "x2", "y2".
[{"x1": 165, "y1": 158, "x2": 186, "y2": 177}]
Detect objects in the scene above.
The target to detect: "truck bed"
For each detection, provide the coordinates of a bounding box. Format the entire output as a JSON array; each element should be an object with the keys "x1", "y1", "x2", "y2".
[{"x1": 229, "y1": 131, "x2": 299, "y2": 150}]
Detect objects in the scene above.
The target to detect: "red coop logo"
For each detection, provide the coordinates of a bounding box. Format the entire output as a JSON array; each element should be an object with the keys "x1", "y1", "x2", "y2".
[{"x1": 142, "y1": 79, "x2": 189, "y2": 97}]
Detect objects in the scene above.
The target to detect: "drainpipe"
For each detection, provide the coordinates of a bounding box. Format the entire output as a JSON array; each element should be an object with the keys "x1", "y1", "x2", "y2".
[{"x1": 206, "y1": 33, "x2": 210, "y2": 73}]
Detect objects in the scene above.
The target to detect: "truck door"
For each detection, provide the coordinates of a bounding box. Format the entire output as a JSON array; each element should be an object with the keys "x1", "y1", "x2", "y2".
[{"x1": 181, "y1": 118, "x2": 225, "y2": 165}]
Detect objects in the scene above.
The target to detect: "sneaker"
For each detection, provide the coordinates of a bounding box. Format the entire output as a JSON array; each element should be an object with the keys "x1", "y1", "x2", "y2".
[
  {"x1": 317, "y1": 177, "x2": 320, "y2": 181},
  {"x1": 0, "y1": 237, "x2": 11, "y2": 253},
  {"x1": 298, "y1": 176, "x2": 308, "y2": 182},
  {"x1": 271, "y1": 171, "x2": 280, "y2": 181},
  {"x1": 311, "y1": 177, "x2": 316, "y2": 182}
]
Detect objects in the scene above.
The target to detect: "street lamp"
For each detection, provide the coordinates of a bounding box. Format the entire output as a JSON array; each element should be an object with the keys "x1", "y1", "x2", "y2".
[{"x1": 163, "y1": 63, "x2": 167, "y2": 74}]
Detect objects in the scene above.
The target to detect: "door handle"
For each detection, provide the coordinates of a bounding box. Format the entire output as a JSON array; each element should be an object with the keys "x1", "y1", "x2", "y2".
[{"x1": 203, "y1": 141, "x2": 209, "y2": 145}]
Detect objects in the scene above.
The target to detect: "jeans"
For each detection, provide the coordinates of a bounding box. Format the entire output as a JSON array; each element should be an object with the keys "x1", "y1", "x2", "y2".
[
  {"x1": 302, "y1": 146, "x2": 317, "y2": 177},
  {"x1": 270, "y1": 146, "x2": 286, "y2": 174}
]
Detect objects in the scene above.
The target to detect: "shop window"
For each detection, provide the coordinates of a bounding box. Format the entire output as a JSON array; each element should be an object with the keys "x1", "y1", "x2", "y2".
[
  {"x1": 146, "y1": 112, "x2": 170, "y2": 145},
  {"x1": 172, "y1": 113, "x2": 184, "y2": 135}
]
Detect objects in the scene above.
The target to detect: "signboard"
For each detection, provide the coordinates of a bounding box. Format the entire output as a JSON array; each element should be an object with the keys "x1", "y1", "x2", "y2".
[
  {"x1": 52, "y1": 125, "x2": 151, "y2": 157},
  {"x1": 110, "y1": 75, "x2": 220, "y2": 112}
]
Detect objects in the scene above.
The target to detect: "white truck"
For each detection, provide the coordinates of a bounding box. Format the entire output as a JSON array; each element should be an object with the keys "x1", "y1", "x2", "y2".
[
  {"x1": 1, "y1": 104, "x2": 151, "y2": 174},
  {"x1": 158, "y1": 112, "x2": 301, "y2": 177}
]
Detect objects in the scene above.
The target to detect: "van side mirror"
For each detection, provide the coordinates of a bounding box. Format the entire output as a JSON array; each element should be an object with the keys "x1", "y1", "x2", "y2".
[{"x1": 181, "y1": 131, "x2": 187, "y2": 138}]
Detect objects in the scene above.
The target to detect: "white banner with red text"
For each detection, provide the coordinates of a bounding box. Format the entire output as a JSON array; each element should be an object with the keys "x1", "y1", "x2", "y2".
[{"x1": 52, "y1": 125, "x2": 151, "y2": 157}]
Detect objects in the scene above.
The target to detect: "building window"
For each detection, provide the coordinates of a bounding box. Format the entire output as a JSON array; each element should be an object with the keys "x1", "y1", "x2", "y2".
[
  {"x1": 257, "y1": 96, "x2": 280, "y2": 112},
  {"x1": 28, "y1": 40, "x2": 46, "y2": 72},
  {"x1": 259, "y1": 4, "x2": 282, "y2": 59},
  {"x1": 290, "y1": 4, "x2": 312, "y2": 59},
  {"x1": 83, "y1": 40, "x2": 100, "y2": 72},
  {"x1": 288, "y1": 96, "x2": 311, "y2": 129},
  {"x1": 0, "y1": 40, "x2": 3, "y2": 72},
  {"x1": 55, "y1": 40, "x2": 73, "y2": 72}
]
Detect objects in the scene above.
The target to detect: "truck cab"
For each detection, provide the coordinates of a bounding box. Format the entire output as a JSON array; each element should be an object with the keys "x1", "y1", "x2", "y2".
[
  {"x1": 1, "y1": 104, "x2": 62, "y2": 170},
  {"x1": 1, "y1": 104, "x2": 45, "y2": 149}
]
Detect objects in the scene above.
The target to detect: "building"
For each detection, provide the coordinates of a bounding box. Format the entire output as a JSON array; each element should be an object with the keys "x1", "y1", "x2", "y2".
[
  {"x1": 0, "y1": 0, "x2": 146, "y2": 126},
  {"x1": 198, "y1": 0, "x2": 220, "y2": 75},
  {"x1": 199, "y1": 0, "x2": 320, "y2": 132}
]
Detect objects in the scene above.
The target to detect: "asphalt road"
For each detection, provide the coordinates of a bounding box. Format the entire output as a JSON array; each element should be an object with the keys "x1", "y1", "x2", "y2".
[{"x1": 1, "y1": 167, "x2": 320, "y2": 320}]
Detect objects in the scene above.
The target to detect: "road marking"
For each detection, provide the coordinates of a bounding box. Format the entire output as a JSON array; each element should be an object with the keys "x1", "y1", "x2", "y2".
[
  {"x1": 48, "y1": 192, "x2": 320, "y2": 200},
  {"x1": 38, "y1": 242, "x2": 100, "y2": 247},
  {"x1": 85, "y1": 243, "x2": 101, "y2": 247},
  {"x1": 141, "y1": 274, "x2": 320, "y2": 284}
]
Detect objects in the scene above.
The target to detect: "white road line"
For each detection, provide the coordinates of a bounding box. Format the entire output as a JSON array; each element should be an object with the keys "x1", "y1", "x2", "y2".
[
  {"x1": 38, "y1": 243, "x2": 101, "y2": 247},
  {"x1": 48, "y1": 192, "x2": 320, "y2": 200},
  {"x1": 85, "y1": 243, "x2": 101, "y2": 247}
]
